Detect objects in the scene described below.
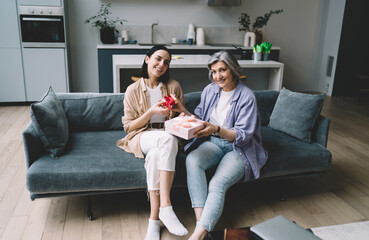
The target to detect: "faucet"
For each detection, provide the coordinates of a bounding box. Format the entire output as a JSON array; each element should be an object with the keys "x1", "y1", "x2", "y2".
[{"x1": 151, "y1": 23, "x2": 158, "y2": 44}]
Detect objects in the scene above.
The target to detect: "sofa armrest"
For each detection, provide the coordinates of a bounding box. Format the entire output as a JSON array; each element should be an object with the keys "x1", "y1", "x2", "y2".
[
  {"x1": 312, "y1": 116, "x2": 330, "y2": 147},
  {"x1": 22, "y1": 122, "x2": 44, "y2": 168}
]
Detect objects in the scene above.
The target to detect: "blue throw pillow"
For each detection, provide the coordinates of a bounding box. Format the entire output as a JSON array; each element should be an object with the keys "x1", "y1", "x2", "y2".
[
  {"x1": 30, "y1": 87, "x2": 69, "y2": 158},
  {"x1": 269, "y1": 88, "x2": 325, "y2": 142}
]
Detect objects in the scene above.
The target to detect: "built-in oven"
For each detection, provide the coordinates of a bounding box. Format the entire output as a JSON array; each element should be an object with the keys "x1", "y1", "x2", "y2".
[
  {"x1": 18, "y1": 5, "x2": 69, "y2": 101},
  {"x1": 19, "y1": 6, "x2": 65, "y2": 48}
]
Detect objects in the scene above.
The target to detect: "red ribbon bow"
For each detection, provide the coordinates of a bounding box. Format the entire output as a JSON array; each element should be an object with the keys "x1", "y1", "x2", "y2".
[{"x1": 161, "y1": 94, "x2": 177, "y2": 109}]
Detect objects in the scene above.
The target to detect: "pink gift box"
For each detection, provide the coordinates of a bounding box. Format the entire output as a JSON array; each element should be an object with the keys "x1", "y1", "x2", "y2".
[{"x1": 165, "y1": 116, "x2": 205, "y2": 140}]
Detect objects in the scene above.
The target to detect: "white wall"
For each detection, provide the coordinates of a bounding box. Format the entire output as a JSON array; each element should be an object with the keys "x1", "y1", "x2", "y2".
[{"x1": 66, "y1": 0, "x2": 344, "y2": 94}]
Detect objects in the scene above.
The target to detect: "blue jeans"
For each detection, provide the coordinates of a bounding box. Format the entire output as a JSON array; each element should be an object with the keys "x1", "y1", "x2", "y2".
[{"x1": 186, "y1": 136, "x2": 246, "y2": 232}]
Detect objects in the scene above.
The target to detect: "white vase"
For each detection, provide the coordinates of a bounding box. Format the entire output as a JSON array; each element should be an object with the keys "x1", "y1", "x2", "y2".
[
  {"x1": 244, "y1": 31, "x2": 256, "y2": 47},
  {"x1": 121, "y1": 30, "x2": 129, "y2": 42},
  {"x1": 187, "y1": 24, "x2": 196, "y2": 44},
  {"x1": 196, "y1": 28, "x2": 205, "y2": 45}
]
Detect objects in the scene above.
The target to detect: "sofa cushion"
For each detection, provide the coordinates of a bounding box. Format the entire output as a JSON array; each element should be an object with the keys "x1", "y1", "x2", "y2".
[
  {"x1": 184, "y1": 91, "x2": 202, "y2": 114},
  {"x1": 269, "y1": 88, "x2": 325, "y2": 142},
  {"x1": 254, "y1": 90, "x2": 279, "y2": 125},
  {"x1": 259, "y1": 126, "x2": 331, "y2": 179},
  {"x1": 57, "y1": 93, "x2": 124, "y2": 132},
  {"x1": 30, "y1": 87, "x2": 68, "y2": 158},
  {"x1": 26, "y1": 131, "x2": 187, "y2": 194}
]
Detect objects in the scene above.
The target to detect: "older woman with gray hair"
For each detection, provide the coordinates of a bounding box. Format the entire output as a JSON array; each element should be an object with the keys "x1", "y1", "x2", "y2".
[{"x1": 182, "y1": 51, "x2": 268, "y2": 240}]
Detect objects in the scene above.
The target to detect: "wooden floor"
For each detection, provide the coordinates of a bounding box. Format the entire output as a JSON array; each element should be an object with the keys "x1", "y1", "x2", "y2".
[{"x1": 0, "y1": 96, "x2": 368, "y2": 240}]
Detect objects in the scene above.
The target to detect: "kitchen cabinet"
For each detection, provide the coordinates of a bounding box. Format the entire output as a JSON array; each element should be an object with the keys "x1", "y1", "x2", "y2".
[
  {"x1": 0, "y1": 0, "x2": 21, "y2": 47},
  {"x1": 97, "y1": 45, "x2": 280, "y2": 93},
  {"x1": 0, "y1": 49, "x2": 26, "y2": 102},
  {"x1": 113, "y1": 55, "x2": 284, "y2": 93},
  {"x1": 22, "y1": 48, "x2": 68, "y2": 101},
  {"x1": 17, "y1": 0, "x2": 62, "y2": 6},
  {"x1": 0, "y1": 0, "x2": 26, "y2": 102}
]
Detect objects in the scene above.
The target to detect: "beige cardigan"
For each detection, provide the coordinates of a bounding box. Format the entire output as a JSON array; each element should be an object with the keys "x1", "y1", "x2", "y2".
[{"x1": 117, "y1": 77, "x2": 185, "y2": 158}]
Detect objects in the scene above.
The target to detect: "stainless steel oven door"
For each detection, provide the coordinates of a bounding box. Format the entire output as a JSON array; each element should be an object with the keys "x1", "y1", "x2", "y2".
[{"x1": 20, "y1": 14, "x2": 65, "y2": 48}]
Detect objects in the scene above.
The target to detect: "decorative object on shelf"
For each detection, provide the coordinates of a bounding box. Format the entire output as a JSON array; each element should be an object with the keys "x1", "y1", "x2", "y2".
[
  {"x1": 121, "y1": 30, "x2": 129, "y2": 42},
  {"x1": 196, "y1": 28, "x2": 205, "y2": 46},
  {"x1": 244, "y1": 31, "x2": 256, "y2": 47},
  {"x1": 253, "y1": 44, "x2": 262, "y2": 61},
  {"x1": 239, "y1": 9, "x2": 284, "y2": 45},
  {"x1": 85, "y1": 3, "x2": 127, "y2": 44},
  {"x1": 187, "y1": 23, "x2": 196, "y2": 45},
  {"x1": 261, "y1": 42, "x2": 272, "y2": 61}
]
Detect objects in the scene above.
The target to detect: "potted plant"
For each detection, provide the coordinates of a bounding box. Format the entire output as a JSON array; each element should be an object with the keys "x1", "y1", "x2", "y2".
[
  {"x1": 261, "y1": 42, "x2": 272, "y2": 61},
  {"x1": 253, "y1": 44, "x2": 262, "y2": 61},
  {"x1": 85, "y1": 3, "x2": 127, "y2": 44},
  {"x1": 239, "y1": 9, "x2": 283, "y2": 45}
]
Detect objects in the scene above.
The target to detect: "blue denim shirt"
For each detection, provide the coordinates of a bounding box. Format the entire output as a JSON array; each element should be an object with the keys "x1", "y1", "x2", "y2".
[{"x1": 185, "y1": 80, "x2": 268, "y2": 181}]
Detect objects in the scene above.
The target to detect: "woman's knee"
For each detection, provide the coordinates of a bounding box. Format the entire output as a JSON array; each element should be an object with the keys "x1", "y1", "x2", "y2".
[
  {"x1": 160, "y1": 132, "x2": 178, "y2": 144},
  {"x1": 186, "y1": 151, "x2": 203, "y2": 169},
  {"x1": 208, "y1": 176, "x2": 230, "y2": 193}
]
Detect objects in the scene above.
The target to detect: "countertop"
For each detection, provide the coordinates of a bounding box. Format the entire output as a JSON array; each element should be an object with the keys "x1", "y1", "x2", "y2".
[
  {"x1": 97, "y1": 43, "x2": 280, "y2": 50},
  {"x1": 113, "y1": 54, "x2": 284, "y2": 69}
]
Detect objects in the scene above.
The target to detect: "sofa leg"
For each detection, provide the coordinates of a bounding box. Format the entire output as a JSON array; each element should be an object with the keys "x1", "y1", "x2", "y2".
[{"x1": 87, "y1": 195, "x2": 95, "y2": 221}]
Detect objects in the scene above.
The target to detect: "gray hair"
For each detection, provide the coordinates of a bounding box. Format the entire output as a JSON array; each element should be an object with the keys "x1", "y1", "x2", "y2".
[{"x1": 207, "y1": 51, "x2": 242, "y2": 82}]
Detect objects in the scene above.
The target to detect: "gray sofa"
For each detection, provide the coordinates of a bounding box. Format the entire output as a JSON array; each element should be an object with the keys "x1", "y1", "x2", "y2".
[{"x1": 22, "y1": 90, "x2": 332, "y2": 219}]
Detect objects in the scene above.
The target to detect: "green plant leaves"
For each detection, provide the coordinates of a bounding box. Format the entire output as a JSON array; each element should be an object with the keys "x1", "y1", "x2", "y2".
[
  {"x1": 239, "y1": 9, "x2": 284, "y2": 32},
  {"x1": 85, "y1": 3, "x2": 127, "y2": 29}
]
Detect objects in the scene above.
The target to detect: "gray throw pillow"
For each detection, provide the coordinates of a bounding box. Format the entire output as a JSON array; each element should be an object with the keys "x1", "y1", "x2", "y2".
[
  {"x1": 269, "y1": 88, "x2": 325, "y2": 142},
  {"x1": 30, "y1": 87, "x2": 69, "y2": 158}
]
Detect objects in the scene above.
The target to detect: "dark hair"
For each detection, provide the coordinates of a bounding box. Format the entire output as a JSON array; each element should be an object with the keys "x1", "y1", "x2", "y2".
[
  {"x1": 140, "y1": 45, "x2": 172, "y2": 84},
  {"x1": 207, "y1": 51, "x2": 242, "y2": 82}
]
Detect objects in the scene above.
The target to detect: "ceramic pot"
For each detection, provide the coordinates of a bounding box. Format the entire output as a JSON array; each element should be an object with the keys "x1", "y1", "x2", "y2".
[
  {"x1": 263, "y1": 53, "x2": 270, "y2": 61},
  {"x1": 253, "y1": 52, "x2": 262, "y2": 61},
  {"x1": 100, "y1": 27, "x2": 115, "y2": 44}
]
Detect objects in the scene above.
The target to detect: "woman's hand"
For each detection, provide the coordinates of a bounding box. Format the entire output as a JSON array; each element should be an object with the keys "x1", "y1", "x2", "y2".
[
  {"x1": 194, "y1": 121, "x2": 218, "y2": 138},
  {"x1": 194, "y1": 122, "x2": 236, "y2": 142},
  {"x1": 149, "y1": 101, "x2": 171, "y2": 116},
  {"x1": 171, "y1": 101, "x2": 192, "y2": 116}
]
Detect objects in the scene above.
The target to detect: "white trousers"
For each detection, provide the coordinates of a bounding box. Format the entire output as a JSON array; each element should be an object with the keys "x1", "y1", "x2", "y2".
[{"x1": 140, "y1": 130, "x2": 178, "y2": 191}]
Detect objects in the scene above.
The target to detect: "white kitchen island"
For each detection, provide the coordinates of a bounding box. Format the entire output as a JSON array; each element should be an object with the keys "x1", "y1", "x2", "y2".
[{"x1": 113, "y1": 54, "x2": 284, "y2": 93}]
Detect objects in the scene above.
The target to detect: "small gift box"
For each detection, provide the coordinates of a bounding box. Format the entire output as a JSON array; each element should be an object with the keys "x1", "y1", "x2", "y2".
[
  {"x1": 160, "y1": 94, "x2": 178, "y2": 109},
  {"x1": 165, "y1": 115, "x2": 205, "y2": 140}
]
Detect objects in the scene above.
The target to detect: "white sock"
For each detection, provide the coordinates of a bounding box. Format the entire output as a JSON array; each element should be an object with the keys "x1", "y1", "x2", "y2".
[
  {"x1": 145, "y1": 218, "x2": 160, "y2": 240},
  {"x1": 159, "y1": 206, "x2": 188, "y2": 236}
]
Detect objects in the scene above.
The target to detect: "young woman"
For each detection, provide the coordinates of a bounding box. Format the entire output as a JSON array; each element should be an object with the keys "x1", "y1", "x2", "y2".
[
  {"x1": 183, "y1": 51, "x2": 268, "y2": 240},
  {"x1": 117, "y1": 45, "x2": 188, "y2": 240}
]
